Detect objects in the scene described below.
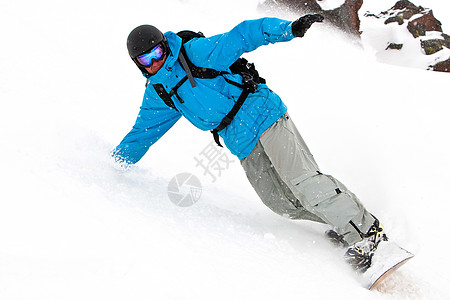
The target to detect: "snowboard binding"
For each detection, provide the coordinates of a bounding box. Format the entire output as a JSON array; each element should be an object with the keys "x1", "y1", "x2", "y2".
[{"x1": 326, "y1": 219, "x2": 413, "y2": 289}]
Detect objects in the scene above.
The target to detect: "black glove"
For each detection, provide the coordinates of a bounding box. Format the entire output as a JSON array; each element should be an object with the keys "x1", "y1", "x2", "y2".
[{"x1": 292, "y1": 14, "x2": 324, "y2": 37}]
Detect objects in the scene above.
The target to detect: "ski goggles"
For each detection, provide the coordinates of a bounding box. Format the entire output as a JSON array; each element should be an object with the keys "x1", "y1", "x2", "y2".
[{"x1": 135, "y1": 43, "x2": 165, "y2": 67}]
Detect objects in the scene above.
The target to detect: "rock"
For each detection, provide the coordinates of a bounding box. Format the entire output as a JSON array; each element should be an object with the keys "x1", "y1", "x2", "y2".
[
  {"x1": 407, "y1": 12, "x2": 443, "y2": 38},
  {"x1": 391, "y1": 0, "x2": 423, "y2": 12},
  {"x1": 420, "y1": 38, "x2": 449, "y2": 55},
  {"x1": 384, "y1": 16, "x2": 404, "y2": 25},
  {"x1": 430, "y1": 59, "x2": 450, "y2": 72},
  {"x1": 372, "y1": 0, "x2": 424, "y2": 26},
  {"x1": 386, "y1": 43, "x2": 403, "y2": 50}
]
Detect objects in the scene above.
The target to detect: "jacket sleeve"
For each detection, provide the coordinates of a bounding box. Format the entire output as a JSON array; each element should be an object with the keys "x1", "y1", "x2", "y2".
[
  {"x1": 112, "y1": 88, "x2": 182, "y2": 165},
  {"x1": 185, "y1": 17, "x2": 295, "y2": 70}
]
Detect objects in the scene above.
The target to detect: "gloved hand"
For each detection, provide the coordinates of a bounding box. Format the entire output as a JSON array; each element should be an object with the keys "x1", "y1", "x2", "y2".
[{"x1": 292, "y1": 14, "x2": 324, "y2": 37}]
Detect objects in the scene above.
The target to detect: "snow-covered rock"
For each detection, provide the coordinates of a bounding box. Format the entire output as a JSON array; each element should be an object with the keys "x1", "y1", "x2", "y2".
[
  {"x1": 260, "y1": 0, "x2": 450, "y2": 72},
  {"x1": 362, "y1": 0, "x2": 450, "y2": 71}
]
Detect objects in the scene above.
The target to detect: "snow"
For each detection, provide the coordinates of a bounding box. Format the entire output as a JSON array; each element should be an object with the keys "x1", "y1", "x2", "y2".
[
  {"x1": 316, "y1": 0, "x2": 346, "y2": 11},
  {"x1": 1, "y1": 0, "x2": 450, "y2": 299}
]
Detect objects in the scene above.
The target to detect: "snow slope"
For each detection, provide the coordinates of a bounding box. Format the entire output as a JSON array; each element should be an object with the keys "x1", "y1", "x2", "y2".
[{"x1": 1, "y1": 0, "x2": 449, "y2": 299}]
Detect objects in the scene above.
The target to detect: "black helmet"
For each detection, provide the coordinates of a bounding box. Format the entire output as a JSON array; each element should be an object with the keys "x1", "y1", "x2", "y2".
[{"x1": 127, "y1": 25, "x2": 168, "y2": 75}]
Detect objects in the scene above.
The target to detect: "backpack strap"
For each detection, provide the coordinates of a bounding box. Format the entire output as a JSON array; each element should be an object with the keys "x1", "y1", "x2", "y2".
[
  {"x1": 179, "y1": 45, "x2": 228, "y2": 79},
  {"x1": 160, "y1": 45, "x2": 230, "y2": 106},
  {"x1": 210, "y1": 86, "x2": 252, "y2": 147},
  {"x1": 178, "y1": 49, "x2": 196, "y2": 88},
  {"x1": 153, "y1": 84, "x2": 179, "y2": 111}
]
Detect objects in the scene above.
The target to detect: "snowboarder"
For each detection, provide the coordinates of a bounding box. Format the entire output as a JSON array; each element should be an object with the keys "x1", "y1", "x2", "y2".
[{"x1": 113, "y1": 15, "x2": 406, "y2": 281}]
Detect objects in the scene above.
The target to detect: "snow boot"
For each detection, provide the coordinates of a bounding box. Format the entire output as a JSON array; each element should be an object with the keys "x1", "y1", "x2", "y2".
[
  {"x1": 327, "y1": 219, "x2": 413, "y2": 289},
  {"x1": 326, "y1": 218, "x2": 388, "y2": 272},
  {"x1": 345, "y1": 219, "x2": 388, "y2": 272},
  {"x1": 325, "y1": 229, "x2": 349, "y2": 247}
]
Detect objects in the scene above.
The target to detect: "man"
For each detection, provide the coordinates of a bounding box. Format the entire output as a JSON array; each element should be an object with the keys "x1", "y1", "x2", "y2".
[{"x1": 113, "y1": 15, "x2": 388, "y2": 272}]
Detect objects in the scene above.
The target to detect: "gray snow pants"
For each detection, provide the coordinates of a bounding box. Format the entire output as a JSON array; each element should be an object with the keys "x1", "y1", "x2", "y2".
[{"x1": 240, "y1": 113, "x2": 375, "y2": 245}]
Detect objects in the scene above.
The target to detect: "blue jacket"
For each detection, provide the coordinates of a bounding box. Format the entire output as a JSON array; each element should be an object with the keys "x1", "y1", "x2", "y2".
[{"x1": 114, "y1": 18, "x2": 296, "y2": 164}]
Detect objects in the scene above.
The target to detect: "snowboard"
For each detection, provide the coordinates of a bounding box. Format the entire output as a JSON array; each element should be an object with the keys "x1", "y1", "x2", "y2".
[{"x1": 360, "y1": 240, "x2": 414, "y2": 290}]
